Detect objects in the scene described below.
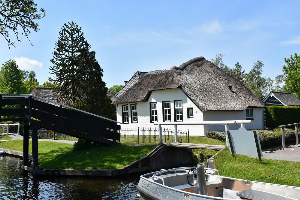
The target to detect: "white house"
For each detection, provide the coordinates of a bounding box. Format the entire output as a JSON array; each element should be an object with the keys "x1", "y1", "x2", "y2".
[{"x1": 111, "y1": 57, "x2": 265, "y2": 136}]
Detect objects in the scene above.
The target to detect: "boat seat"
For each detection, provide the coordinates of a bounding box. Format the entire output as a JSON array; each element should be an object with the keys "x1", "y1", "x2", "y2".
[{"x1": 238, "y1": 189, "x2": 295, "y2": 200}]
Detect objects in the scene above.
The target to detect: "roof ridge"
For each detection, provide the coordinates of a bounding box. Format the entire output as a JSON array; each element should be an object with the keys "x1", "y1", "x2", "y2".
[{"x1": 177, "y1": 57, "x2": 205, "y2": 70}]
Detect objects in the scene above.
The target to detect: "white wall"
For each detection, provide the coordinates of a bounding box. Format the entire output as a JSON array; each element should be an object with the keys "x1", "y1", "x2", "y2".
[
  {"x1": 116, "y1": 88, "x2": 265, "y2": 136},
  {"x1": 116, "y1": 88, "x2": 205, "y2": 136},
  {"x1": 203, "y1": 108, "x2": 264, "y2": 134}
]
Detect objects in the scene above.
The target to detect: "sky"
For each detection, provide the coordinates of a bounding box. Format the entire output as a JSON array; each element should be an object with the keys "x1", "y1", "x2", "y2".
[{"x1": 1, "y1": 0, "x2": 300, "y2": 88}]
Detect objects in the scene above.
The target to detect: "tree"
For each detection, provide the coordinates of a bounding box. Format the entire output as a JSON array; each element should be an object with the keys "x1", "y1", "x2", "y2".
[
  {"x1": 0, "y1": 0, "x2": 45, "y2": 47},
  {"x1": 49, "y1": 22, "x2": 115, "y2": 119},
  {"x1": 211, "y1": 54, "x2": 230, "y2": 72},
  {"x1": 283, "y1": 53, "x2": 300, "y2": 99},
  {"x1": 245, "y1": 61, "x2": 268, "y2": 100},
  {"x1": 109, "y1": 85, "x2": 123, "y2": 93},
  {"x1": 24, "y1": 70, "x2": 39, "y2": 93},
  {"x1": 41, "y1": 81, "x2": 56, "y2": 87},
  {"x1": 0, "y1": 60, "x2": 26, "y2": 94}
]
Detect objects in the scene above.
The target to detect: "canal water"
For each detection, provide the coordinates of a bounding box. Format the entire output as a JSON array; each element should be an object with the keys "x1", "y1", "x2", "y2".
[{"x1": 0, "y1": 156, "x2": 140, "y2": 199}]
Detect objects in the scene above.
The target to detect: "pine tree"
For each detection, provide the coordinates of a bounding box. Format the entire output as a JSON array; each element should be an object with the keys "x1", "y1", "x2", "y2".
[{"x1": 49, "y1": 22, "x2": 115, "y2": 119}]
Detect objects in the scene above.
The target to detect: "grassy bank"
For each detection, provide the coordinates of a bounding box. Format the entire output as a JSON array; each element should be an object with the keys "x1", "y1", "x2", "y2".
[
  {"x1": 0, "y1": 140, "x2": 155, "y2": 169},
  {"x1": 214, "y1": 148, "x2": 300, "y2": 187}
]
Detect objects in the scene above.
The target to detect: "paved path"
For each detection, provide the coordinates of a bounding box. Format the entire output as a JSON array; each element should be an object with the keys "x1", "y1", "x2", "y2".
[
  {"x1": 262, "y1": 145, "x2": 300, "y2": 162},
  {"x1": 7, "y1": 133, "x2": 76, "y2": 145}
]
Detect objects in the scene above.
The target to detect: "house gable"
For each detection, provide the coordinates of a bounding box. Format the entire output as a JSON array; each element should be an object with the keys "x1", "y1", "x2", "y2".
[{"x1": 263, "y1": 92, "x2": 300, "y2": 106}]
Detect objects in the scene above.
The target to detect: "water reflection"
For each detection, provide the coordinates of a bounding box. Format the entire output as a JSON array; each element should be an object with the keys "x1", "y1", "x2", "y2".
[{"x1": 0, "y1": 156, "x2": 140, "y2": 199}]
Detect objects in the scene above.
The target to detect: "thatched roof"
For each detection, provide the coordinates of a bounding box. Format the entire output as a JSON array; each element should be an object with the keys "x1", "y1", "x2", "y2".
[
  {"x1": 30, "y1": 87, "x2": 58, "y2": 102},
  {"x1": 112, "y1": 57, "x2": 264, "y2": 111},
  {"x1": 263, "y1": 92, "x2": 300, "y2": 106}
]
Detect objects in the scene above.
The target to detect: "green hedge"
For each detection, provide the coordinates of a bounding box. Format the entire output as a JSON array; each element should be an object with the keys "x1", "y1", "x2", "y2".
[
  {"x1": 266, "y1": 106, "x2": 300, "y2": 128},
  {"x1": 208, "y1": 129, "x2": 297, "y2": 149}
]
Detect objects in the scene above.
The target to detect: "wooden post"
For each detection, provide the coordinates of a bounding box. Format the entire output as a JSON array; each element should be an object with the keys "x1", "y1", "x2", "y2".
[
  {"x1": 23, "y1": 125, "x2": 29, "y2": 168},
  {"x1": 281, "y1": 126, "x2": 285, "y2": 149},
  {"x1": 158, "y1": 125, "x2": 162, "y2": 144},
  {"x1": 174, "y1": 125, "x2": 178, "y2": 143},
  {"x1": 138, "y1": 127, "x2": 140, "y2": 144},
  {"x1": 295, "y1": 124, "x2": 299, "y2": 145},
  {"x1": 253, "y1": 131, "x2": 262, "y2": 163},
  {"x1": 32, "y1": 120, "x2": 39, "y2": 169},
  {"x1": 227, "y1": 130, "x2": 235, "y2": 157}
]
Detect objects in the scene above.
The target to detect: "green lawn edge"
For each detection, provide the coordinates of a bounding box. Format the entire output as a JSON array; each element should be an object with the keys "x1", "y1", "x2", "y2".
[{"x1": 0, "y1": 140, "x2": 156, "y2": 170}]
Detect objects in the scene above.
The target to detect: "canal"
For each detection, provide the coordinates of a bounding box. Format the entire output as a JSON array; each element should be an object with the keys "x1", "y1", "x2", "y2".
[{"x1": 0, "y1": 156, "x2": 140, "y2": 199}]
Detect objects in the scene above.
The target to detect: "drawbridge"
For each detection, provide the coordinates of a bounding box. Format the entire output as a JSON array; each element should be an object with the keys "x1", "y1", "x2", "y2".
[{"x1": 0, "y1": 94, "x2": 120, "y2": 170}]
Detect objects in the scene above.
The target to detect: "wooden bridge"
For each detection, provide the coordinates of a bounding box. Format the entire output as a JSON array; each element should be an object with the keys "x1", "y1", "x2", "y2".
[{"x1": 0, "y1": 94, "x2": 120, "y2": 170}]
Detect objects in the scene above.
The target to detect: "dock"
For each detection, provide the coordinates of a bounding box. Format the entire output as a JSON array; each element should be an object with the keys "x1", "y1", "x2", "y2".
[{"x1": 166, "y1": 143, "x2": 225, "y2": 151}]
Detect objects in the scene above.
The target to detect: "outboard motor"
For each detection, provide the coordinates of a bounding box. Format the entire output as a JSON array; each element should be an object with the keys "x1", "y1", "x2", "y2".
[
  {"x1": 189, "y1": 163, "x2": 207, "y2": 195},
  {"x1": 196, "y1": 163, "x2": 207, "y2": 195}
]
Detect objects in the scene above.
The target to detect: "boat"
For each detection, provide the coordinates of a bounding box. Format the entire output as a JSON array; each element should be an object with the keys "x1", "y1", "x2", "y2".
[{"x1": 137, "y1": 164, "x2": 300, "y2": 200}]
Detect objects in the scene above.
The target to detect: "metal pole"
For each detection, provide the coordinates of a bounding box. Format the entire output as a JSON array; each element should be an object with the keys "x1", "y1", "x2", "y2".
[
  {"x1": 159, "y1": 124, "x2": 162, "y2": 144},
  {"x1": 174, "y1": 125, "x2": 178, "y2": 142},
  {"x1": 295, "y1": 124, "x2": 299, "y2": 145},
  {"x1": 17, "y1": 124, "x2": 20, "y2": 134},
  {"x1": 281, "y1": 126, "x2": 285, "y2": 149}
]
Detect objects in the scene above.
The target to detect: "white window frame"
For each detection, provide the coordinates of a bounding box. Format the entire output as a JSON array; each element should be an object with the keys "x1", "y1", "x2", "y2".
[
  {"x1": 150, "y1": 102, "x2": 158, "y2": 123},
  {"x1": 174, "y1": 100, "x2": 183, "y2": 122},
  {"x1": 163, "y1": 102, "x2": 171, "y2": 122},
  {"x1": 246, "y1": 108, "x2": 253, "y2": 119},
  {"x1": 122, "y1": 105, "x2": 129, "y2": 124},
  {"x1": 131, "y1": 104, "x2": 138, "y2": 123}
]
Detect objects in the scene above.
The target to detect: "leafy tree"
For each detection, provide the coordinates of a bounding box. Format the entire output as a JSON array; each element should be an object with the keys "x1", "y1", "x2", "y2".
[
  {"x1": 231, "y1": 62, "x2": 246, "y2": 81},
  {"x1": 0, "y1": 60, "x2": 26, "y2": 94},
  {"x1": 24, "y1": 71, "x2": 39, "y2": 93},
  {"x1": 41, "y1": 81, "x2": 56, "y2": 87},
  {"x1": 245, "y1": 61, "x2": 268, "y2": 100},
  {"x1": 49, "y1": 22, "x2": 115, "y2": 119},
  {"x1": 283, "y1": 53, "x2": 300, "y2": 99},
  {"x1": 0, "y1": 0, "x2": 45, "y2": 47},
  {"x1": 211, "y1": 54, "x2": 230, "y2": 72},
  {"x1": 109, "y1": 85, "x2": 123, "y2": 93}
]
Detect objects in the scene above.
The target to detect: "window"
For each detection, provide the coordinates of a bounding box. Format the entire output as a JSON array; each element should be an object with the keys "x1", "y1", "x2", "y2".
[
  {"x1": 187, "y1": 108, "x2": 193, "y2": 118},
  {"x1": 246, "y1": 108, "x2": 253, "y2": 119},
  {"x1": 122, "y1": 105, "x2": 129, "y2": 124},
  {"x1": 163, "y1": 102, "x2": 171, "y2": 122},
  {"x1": 150, "y1": 102, "x2": 158, "y2": 123},
  {"x1": 131, "y1": 104, "x2": 138, "y2": 123},
  {"x1": 174, "y1": 100, "x2": 183, "y2": 122}
]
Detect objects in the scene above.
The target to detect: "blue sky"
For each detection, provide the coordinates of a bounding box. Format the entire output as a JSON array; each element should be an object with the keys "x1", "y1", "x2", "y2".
[{"x1": 1, "y1": 0, "x2": 300, "y2": 88}]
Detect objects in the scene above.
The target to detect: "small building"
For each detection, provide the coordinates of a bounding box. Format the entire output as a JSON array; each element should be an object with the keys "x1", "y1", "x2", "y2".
[
  {"x1": 263, "y1": 92, "x2": 300, "y2": 106},
  {"x1": 111, "y1": 57, "x2": 265, "y2": 136}
]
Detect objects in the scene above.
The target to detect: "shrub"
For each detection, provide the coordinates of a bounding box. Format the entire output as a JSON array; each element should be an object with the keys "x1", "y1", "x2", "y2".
[
  {"x1": 207, "y1": 131, "x2": 226, "y2": 142},
  {"x1": 266, "y1": 106, "x2": 300, "y2": 128},
  {"x1": 207, "y1": 129, "x2": 298, "y2": 149}
]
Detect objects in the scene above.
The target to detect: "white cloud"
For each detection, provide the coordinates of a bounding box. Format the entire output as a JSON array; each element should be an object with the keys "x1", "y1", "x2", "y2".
[
  {"x1": 201, "y1": 20, "x2": 223, "y2": 34},
  {"x1": 14, "y1": 57, "x2": 43, "y2": 70},
  {"x1": 280, "y1": 36, "x2": 300, "y2": 45}
]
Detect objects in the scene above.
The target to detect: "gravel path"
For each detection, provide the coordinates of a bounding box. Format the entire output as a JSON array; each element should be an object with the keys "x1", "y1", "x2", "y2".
[{"x1": 262, "y1": 145, "x2": 300, "y2": 162}]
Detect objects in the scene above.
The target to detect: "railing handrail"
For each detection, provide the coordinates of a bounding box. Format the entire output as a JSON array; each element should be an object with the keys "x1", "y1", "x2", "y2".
[
  {"x1": 279, "y1": 122, "x2": 300, "y2": 128},
  {"x1": 155, "y1": 120, "x2": 252, "y2": 126},
  {"x1": 1, "y1": 94, "x2": 119, "y2": 123}
]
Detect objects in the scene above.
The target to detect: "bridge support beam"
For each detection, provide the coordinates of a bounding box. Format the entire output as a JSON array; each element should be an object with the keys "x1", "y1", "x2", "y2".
[
  {"x1": 23, "y1": 125, "x2": 29, "y2": 168},
  {"x1": 32, "y1": 121, "x2": 39, "y2": 169}
]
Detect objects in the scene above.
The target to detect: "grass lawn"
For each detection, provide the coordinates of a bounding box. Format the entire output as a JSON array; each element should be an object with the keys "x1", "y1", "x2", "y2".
[
  {"x1": 215, "y1": 148, "x2": 300, "y2": 187},
  {"x1": 0, "y1": 140, "x2": 156, "y2": 169},
  {"x1": 0, "y1": 134, "x2": 12, "y2": 141}
]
